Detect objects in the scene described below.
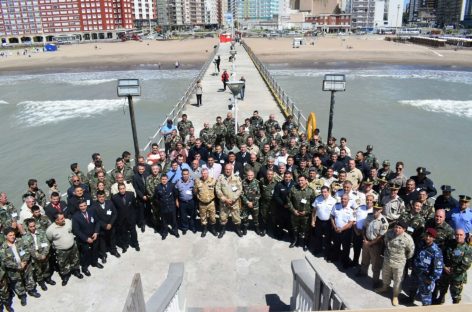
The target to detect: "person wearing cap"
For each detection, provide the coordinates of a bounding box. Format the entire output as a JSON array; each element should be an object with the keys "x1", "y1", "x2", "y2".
[
  {"x1": 434, "y1": 228, "x2": 472, "y2": 304},
  {"x1": 410, "y1": 228, "x2": 443, "y2": 306},
  {"x1": 434, "y1": 185, "x2": 459, "y2": 213},
  {"x1": 311, "y1": 186, "x2": 336, "y2": 258},
  {"x1": 376, "y1": 220, "x2": 415, "y2": 306},
  {"x1": 364, "y1": 144, "x2": 379, "y2": 169},
  {"x1": 382, "y1": 182, "x2": 405, "y2": 227},
  {"x1": 425, "y1": 209, "x2": 454, "y2": 252},
  {"x1": 361, "y1": 178, "x2": 379, "y2": 203},
  {"x1": 410, "y1": 167, "x2": 437, "y2": 198},
  {"x1": 378, "y1": 160, "x2": 392, "y2": 180},
  {"x1": 374, "y1": 176, "x2": 390, "y2": 203},
  {"x1": 388, "y1": 161, "x2": 407, "y2": 188},
  {"x1": 330, "y1": 194, "x2": 356, "y2": 268},
  {"x1": 448, "y1": 195, "x2": 472, "y2": 238},
  {"x1": 358, "y1": 202, "x2": 389, "y2": 288}
]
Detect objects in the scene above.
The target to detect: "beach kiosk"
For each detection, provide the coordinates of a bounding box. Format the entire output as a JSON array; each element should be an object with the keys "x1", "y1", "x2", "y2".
[{"x1": 293, "y1": 37, "x2": 305, "y2": 48}]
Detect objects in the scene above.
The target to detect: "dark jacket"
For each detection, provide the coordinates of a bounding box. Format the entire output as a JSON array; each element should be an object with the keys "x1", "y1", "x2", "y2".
[
  {"x1": 72, "y1": 208, "x2": 100, "y2": 243},
  {"x1": 44, "y1": 200, "x2": 69, "y2": 221},
  {"x1": 91, "y1": 200, "x2": 117, "y2": 229},
  {"x1": 273, "y1": 180, "x2": 295, "y2": 208},
  {"x1": 67, "y1": 193, "x2": 92, "y2": 217},
  {"x1": 132, "y1": 172, "x2": 149, "y2": 201},
  {"x1": 154, "y1": 183, "x2": 177, "y2": 214},
  {"x1": 258, "y1": 164, "x2": 279, "y2": 180},
  {"x1": 227, "y1": 161, "x2": 244, "y2": 177},
  {"x1": 111, "y1": 192, "x2": 137, "y2": 224},
  {"x1": 236, "y1": 151, "x2": 250, "y2": 165},
  {"x1": 188, "y1": 145, "x2": 209, "y2": 163},
  {"x1": 212, "y1": 152, "x2": 228, "y2": 164}
]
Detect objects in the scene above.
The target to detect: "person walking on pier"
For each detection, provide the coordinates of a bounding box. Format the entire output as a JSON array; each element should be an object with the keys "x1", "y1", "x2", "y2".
[
  {"x1": 195, "y1": 80, "x2": 203, "y2": 107},
  {"x1": 221, "y1": 70, "x2": 229, "y2": 91},
  {"x1": 215, "y1": 55, "x2": 221, "y2": 72},
  {"x1": 239, "y1": 76, "x2": 246, "y2": 100}
]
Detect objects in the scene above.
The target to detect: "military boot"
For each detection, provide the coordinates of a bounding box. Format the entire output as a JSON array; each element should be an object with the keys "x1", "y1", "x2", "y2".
[
  {"x1": 201, "y1": 225, "x2": 208, "y2": 238},
  {"x1": 218, "y1": 225, "x2": 226, "y2": 239},
  {"x1": 4, "y1": 302, "x2": 13, "y2": 312},
  {"x1": 452, "y1": 299, "x2": 460, "y2": 304},
  {"x1": 302, "y1": 237, "x2": 309, "y2": 251},
  {"x1": 209, "y1": 224, "x2": 218, "y2": 237},
  {"x1": 392, "y1": 290, "x2": 400, "y2": 306},
  {"x1": 289, "y1": 233, "x2": 298, "y2": 248},
  {"x1": 20, "y1": 295, "x2": 27, "y2": 306},
  {"x1": 236, "y1": 225, "x2": 244, "y2": 237},
  {"x1": 242, "y1": 225, "x2": 248, "y2": 236},
  {"x1": 255, "y1": 225, "x2": 263, "y2": 236},
  {"x1": 375, "y1": 285, "x2": 388, "y2": 293}
]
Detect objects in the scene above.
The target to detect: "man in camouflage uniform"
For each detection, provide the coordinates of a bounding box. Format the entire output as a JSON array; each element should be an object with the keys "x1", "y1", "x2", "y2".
[
  {"x1": 258, "y1": 144, "x2": 274, "y2": 166},
  {"x1": 259, "y1": 169, "x2": 277, "y2": 236},
  {"x1": 68, "y1": 162, "x2": 89, "y2": 186},
  {"x1": 288, "y1": 175, "x2": 316, "y2": 251},
  {"x1": 23, "y1": 179, "x2": 47, "y2": 208},
  {"x1": 22, "y1": 218, "x2": 55, "y2": 291},
  {"x1": 200, "y1": 122, "x2": 217, "y2": 150},
  {"x1": 0, "y1": 192, "x2": 18, "y2": 234},
  {"x1": 45, "y1": 213, "x2": 83, "y2": 286},
  {"x1": 31, "y1": 205, "x2": 51, "y2": 232},
  {"x1": 177, "y1": 114, "x2": 193, "y2": 139},
  {"x1": 358, "y1": 204, "x2": 389, "y2": 288},
  {"x1": 241, "y1": 170, "x2": 262, "y2": 236},
  {"x1": 213, "y1": 116, "x2": 227, "y2": 146},
  {"x1": 411, "y1": 228, "x2": 443, "y2": 306},
  {"x1": 364, "y1": 144, "x2": 379, "y2": 169},
  {"x1": 425, "y1": 209, "x2": 454, "y2": 252},
  {"x1": 244, "y1": 153, "x2": 262, "y2": 179},
  {"x1": 110, "y1": 157, "x2": 134, "y2": 184},
  {"x1": 401, "y1": 200, "x2": 426, "y2": 246},
  {"x1": 223, "y1": 112, "x2": 236, "y2": 146},
  {"x1": 235, "y1": 126, "x2": 248, "y2": 148},
  {"x1": 417, "y1": 189, "x2": 435, "y2": 220},
  {"x1": 0, "y1": 260, "x2": 12, "y2": 311},
  {"x1": 249, "y1": 110, "x2": 264, "y2": 133},
  {"x1": 434, "y1": 228, "x2": 472, "y2": 304},
  {"x1": 307, "y1": 168, "x2": 324, "y2": 197},
  {"x1": 1, "y1": 227, "x2": 40, "y2": 306},
  {"x1": 194, "y1": 168, "x2": 218, "y2": 237},
  {"x1": 376, "y1": 220, "x2": 415, "y2": 306},
  {"x1": 146, "y1": 164, "x2": 162, "y2": 232},
  {"x1": 216, "y1": 164, "x2": 243, "y2": 238}
]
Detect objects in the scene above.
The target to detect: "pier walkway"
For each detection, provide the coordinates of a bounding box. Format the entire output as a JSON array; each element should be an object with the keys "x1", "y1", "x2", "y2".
[{"x1": 14, "y1": 42, "x2": 472, "y2": 312}]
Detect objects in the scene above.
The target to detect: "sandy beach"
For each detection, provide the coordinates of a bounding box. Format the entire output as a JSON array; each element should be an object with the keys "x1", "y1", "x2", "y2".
[
  {"x1": 0, "y1": 38, "x2": 219, "y2": 73},
  {"x1": 244, "y1": 36, "x2": 472, "y2": 69}
]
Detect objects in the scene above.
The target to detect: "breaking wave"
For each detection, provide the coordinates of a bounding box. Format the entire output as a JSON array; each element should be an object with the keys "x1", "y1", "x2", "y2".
[
  {"x1": 16, "y1": 99, "x2": 128, "y2": 127},
  {"x1": 270, "y1": 69, "x2": 472, "y2": 85},
  {"x1": 399, "y1": 99, "x2": 472, "y2": 118},
  {"x1": 0, "y1": 100, "x2": 8, "y2": 105}
]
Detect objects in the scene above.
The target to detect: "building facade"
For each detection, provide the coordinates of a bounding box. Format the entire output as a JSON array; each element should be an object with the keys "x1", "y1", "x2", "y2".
[
  {"x1": 306, "y1": 12, "x2": 351, "y2": 31},
  {"x1": 237, "y1": 0, "x2": 279, "y2": 20},
  {"x1": 350, "y1": 0, "x2": 376, "y2": 29}
]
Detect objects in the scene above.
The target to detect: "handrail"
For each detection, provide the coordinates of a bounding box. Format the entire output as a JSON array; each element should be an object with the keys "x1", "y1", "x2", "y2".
[
  {"x1": 146, "y1": 263, "x2": 186, "y2": 312},
  {"x1": 141, "y1": 45, "x2": 219, "y2": 153},
  {"x1": 122, "y1": 273, "x2": 146, "y2": 312},
  {"x1": 241, "y1": 41, "x2": 309, "y2": 133}
]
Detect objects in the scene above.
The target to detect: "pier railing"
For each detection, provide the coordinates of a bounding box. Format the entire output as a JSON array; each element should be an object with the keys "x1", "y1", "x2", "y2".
[
  {"x1": 141, "y1": 46, "x2": 218, "y2": 153},
  {"x1": 290, "y1": 258, "x2": 349, "y2": 311},
  {"x1": 123, "y1": 263, "x2": 186, "y2": 312},
  {"x1": 242, "y1": 41, "x2": 308, "y2": 133}
]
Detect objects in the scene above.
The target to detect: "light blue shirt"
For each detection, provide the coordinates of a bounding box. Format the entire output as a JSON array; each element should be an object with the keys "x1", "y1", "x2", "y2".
[{"x1": 175, "y1": 179, "x2": 195, "y2": 201}]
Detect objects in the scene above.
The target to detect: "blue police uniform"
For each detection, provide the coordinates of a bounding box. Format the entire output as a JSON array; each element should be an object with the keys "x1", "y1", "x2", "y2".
[
  {"x1": 154, "y1": 183, "x2": 178, "y2": 238},
  {"x1": 175, "y1": 178, "x2": 196, "y2": 233},
  {"x1": 448, "y1": 207, "x2": 472, "y2": 235},
  {"x1": 413, "y1": 241, "x2": 443, "y2": 305}
]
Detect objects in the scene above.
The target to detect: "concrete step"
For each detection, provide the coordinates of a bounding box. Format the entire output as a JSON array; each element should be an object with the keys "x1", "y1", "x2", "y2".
[{"x1": 187, "y1": 306, "x2": 270, "y2": 312}]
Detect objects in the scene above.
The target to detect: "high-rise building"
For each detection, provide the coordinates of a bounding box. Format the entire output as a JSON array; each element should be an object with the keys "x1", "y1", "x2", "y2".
[
  {"x1": 436, "y1": 0, "x2": 463, "y2": 27},
  {"x1": 463, "y1": 0, "x2": 472, "y2": 26},
  {"x1": 350, "y1": 0, "x2": 376, "y2": 29},
  {"x1": 237, "y1": 0, "x2": 279, "y2": 20},
  {"x1": 133, "y1": 0, "x2": 157, "y2": 27},
  {"x1": 373, "y1": 0, "x2": 402, "y2": 27},
  {"x1": 408, "y1": 0, "x2": 436, "y2": 23},
  {"x1": 204, "y1": 0, "x2": 218, "y2": 24},
  {"x1": 0, "y1": 0, "x2": 133, "y2": 37}
]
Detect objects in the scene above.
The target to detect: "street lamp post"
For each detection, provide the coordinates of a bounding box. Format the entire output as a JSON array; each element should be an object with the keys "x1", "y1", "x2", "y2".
[
  {"x1": 117, "y1": 79, "x2": 141, "y2": 160},
  {"x1": 229, "y1": 50, "x2": 237, "y2": 80},
  {"x1": 226, "y1": 81, "x2": 245, "y2": 134},
  {"x1": 322, "y1": 74, "x2": 346, "y2": 142}
]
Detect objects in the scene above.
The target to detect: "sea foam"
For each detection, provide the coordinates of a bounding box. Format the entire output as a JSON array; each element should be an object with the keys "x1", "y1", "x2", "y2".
[
  {"x1": 16, "y1": 99, "x2": 128, "y2": 127},
  {"x1": 399, "y1": 99, "x2": 472, "y2": 118},
  {"x1": 0, "y1": 100, "x2": 8, "y2": 105}
]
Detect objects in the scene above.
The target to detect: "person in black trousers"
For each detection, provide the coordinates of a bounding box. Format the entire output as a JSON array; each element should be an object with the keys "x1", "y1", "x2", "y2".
[
  {"x1": 72, "y1": 200, "x2": 103, "y2": 276},
  {"x1": 92, "y1": 190, "x2": 119, "y2": 263},
  {"x1": 111, "y1": 183, "x2": 139, "y2": 253},
  {"x1": 154, "y1": 175, "x2": 179, "y2": 240},
  {"x1": 132, "y1": 163, "x2": 149, "y2": 233}
]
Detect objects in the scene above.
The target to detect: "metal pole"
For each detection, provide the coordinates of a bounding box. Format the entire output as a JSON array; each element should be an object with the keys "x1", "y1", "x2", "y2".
[
  {"x1": 234, "y1": 95, "x2": 238, "y2": 134},
  {"x1": 128, "y1": 95, "x2": 140, "y2": 159},
  {"x1": 327, "y1": 91, "x2": 335, "y2": 142}
]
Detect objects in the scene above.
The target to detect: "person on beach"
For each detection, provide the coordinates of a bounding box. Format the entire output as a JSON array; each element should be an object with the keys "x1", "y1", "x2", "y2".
[
  {"x1": 221, "y1": 70, "x2": 229, "y2": 91},
  {"x1": 195, "y1": 80, "x2": 203, "y2": 107}
]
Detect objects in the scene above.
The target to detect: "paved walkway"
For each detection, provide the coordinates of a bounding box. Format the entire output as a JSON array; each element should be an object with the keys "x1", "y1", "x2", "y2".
[{"x1": 183, "y1": 42, "x2": 285, "y2": 135}]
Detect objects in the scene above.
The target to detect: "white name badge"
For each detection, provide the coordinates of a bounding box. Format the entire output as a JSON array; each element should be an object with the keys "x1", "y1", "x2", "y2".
[
  {"x1": 186, "y1": 190, "x2": 192, "y2": 195},
  {"x1": 271, "y1": 190, "x2": 274, "y2": 195},
  {"x1": 11, "y1": 213, "x2": 18, "y2": 218},
  {"x1": 424, "y1": 258, "x2": 431, "y2": 265},
  {"x1": 407, "y1": 227, "x2": 414, "y2": 233},
  {"x1": 220, "y1": 160, "x2": 225, "y2": 164},
  {"x1": 106, "y1": 210, "x2": 112, "y2": 215},
  {"x1": 301, "y1": 199, "x2": 307, "y2": 204},
  {"x1": 202, "y1": 164, "x2": 207, "y2": 169},
  {"x1": 86, "y1": 200, "x2": 90, "y2": 205},
  {"x1": 19, "y1": 250, "x2": 25, "y2": 256},
  {"x1": 232, "y1": 186, "x2": 238, "y2": 192},
  {"x1": 41, "y1": 243, "x2": 48, "y2": 248},
  {"x1": 91, "y1": 217, "x2": 94, "y2": 223}
]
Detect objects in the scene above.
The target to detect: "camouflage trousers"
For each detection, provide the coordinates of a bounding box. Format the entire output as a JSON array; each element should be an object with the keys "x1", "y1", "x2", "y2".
[
  {"x1": 416, "y1": 277, "x2": 436, "y2": 305},
  {"x1": 435, "y1": 273, "x2": 465, "y2": 303},
  {"x1": 32, "y1": 256, "x2": 51, "y2": 283},
  {"x1": 219, "y1": 201, "x2": 241, "y2": 225},
  {"x1": 0, "y1": 276, "x2": 9, "y2": 302},
  {"x1": 382, "y1": 261, "x2": 406, "y2": 296},
  {"x1": 55, "y1": 244, "x2": 80, "y2": 276},
  {"x1": 7, "y1": 264, "x2": 35, "y2": 297},
  {"x1": 291, "y1": 215, "x2": 309, "y2": 238},
  {"x1": 199, "y1": 201, "x2": 216, "y2": 226},
  {"x1": 241, "y1": 205, "x2": 259, "y2": 228},
  {"x1": 360, "y1": 242, "x2": 383, "y2": 282},
  {"x1": 259, "y1": 200, "x2": 272, "y2": 227}
]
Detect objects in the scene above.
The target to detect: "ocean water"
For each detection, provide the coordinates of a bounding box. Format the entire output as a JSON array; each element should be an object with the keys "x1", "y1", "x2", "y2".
[
  {"x1": 0, "y1": 69, "x2": 197, "y2": 202},
  {"x1": 271, "y1": 66, "x2": 472, "y2": 196}
]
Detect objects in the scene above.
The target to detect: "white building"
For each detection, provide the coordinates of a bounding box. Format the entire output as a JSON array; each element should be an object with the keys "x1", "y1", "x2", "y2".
[
  {"x1": 373, "y1": 0, "x2": 403, "y2": 28},
  {"x1": 205, "y1": 0, "x2": 219, "y2": 24},
  {"x1": 133, "y1": 0, "x2": 157, "y2": 20}
]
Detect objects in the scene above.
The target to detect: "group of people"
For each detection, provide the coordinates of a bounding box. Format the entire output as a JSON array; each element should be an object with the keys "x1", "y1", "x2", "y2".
[{"x1": 0, "y1": 110, "x2": 471, "y2": 310}]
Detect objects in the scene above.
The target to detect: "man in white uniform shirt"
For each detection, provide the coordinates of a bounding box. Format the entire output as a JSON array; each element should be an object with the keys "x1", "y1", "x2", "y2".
[
  {"x1": 335, "y1": 181, "x2": 364, "y2": 208},
  {"x1": 352, "y1": 194, "x2": 374, "y2": 266},
  {"x1": 311, "y1": 186, "x2": 337, "y2": 259},
  {"x1": 330, "y1": 194, "x2": 355, "y2": 268}
]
